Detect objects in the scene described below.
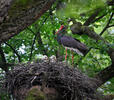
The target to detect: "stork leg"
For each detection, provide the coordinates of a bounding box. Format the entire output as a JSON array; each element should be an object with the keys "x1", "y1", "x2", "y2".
[
  {"x1": 71, "y1": 51, "x2": 74, "y2": 66},
  {"x1": 65, "y1": 48, "x2": 67, "y2": 61}
]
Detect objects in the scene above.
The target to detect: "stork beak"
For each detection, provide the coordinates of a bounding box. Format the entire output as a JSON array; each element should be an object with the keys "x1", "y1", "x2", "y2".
[
  {"x1": 55, "y1": 25, "x2": 66, "y2": 34},
  {"x1": 55, "y1": 27, "x2": 62, "y2": 34}
]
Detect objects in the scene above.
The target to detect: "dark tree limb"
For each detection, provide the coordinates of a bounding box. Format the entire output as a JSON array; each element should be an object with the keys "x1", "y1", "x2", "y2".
[
  {"x1": 0, "y1": 0, "x2": 13, "y2": 24},
  {"x1": 28, "y1": 15, "x2": 49, "y2": 61},
  {"x1": 103, "y1": 94, "x2": 114, "y2": 100},
  {"x1": 71, "y1": 22, "x2": 107, "y2": 43},
  {"x1": 37, "y1": 32, "x2": 48, "y2": 55},
  {"x1": 100, "y1": 12, "x2": 114, "y2": 36},
  {"x1": 83, "y1": 0, "x2": 113, "y2": 26},
  {"x1": 0, "y1": 63, "x2": 15, "y2": 72},
  {"x1": 107, "y1": 0, "x2": 114, "y2": 6},
  {"x1": 27, "y1": 27, "x2": 48, "y2": 56},
  {"x1": 92, "y1": 13, "x2": 114, "y2": 87},
  {"x1": 34, "y1": 24, "x2": 48, "y2": 56},
  {"x1": 0, "y1": 44, "x2": 8, "y2": 72},
  {"x1": 0, "y1": 44, "x2": 6, "y2": 63},
  {"x1": 84, "y1": 8, "x2": 103, "y2": 26},
  {"x1": 0, "y1": 0, "x2": 55, "y2": 43},
  {"x1": 94, "y1": 64, "x2": 114, "y2": 88},
  {"x1": 108, "y1": 24, "x2": 114, "y2": 28},
  {"x1": 4, "y1": 42, "x2": 21, "y2": 62},
  {"x1": 91, "y1": 14, "x2": 106, "y2": 24}
]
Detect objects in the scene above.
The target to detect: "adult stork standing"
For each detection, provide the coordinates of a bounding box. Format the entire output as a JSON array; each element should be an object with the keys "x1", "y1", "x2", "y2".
[{"x1": 55, "y1": 25, "x2": 88, "y2": 64}]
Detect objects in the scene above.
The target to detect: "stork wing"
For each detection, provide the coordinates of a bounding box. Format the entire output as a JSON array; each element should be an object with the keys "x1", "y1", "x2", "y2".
[{"x1": 61, "y1": 36, "x2": 88, "y2": 55}]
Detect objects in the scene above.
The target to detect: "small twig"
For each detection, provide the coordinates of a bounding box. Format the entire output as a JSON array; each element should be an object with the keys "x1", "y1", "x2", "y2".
[
  {"x1": 4, "y1": 42, "x2": 21, "y2": 62},
  {"x1": 107, "y1": 24, "x2": 114, "y2": 28},
  {"x1": 100, "y1": 13, "x2": 114, "y2": 36},
  {"x1": 31, "y1": 76, "x2": 37, "y2": 85}
]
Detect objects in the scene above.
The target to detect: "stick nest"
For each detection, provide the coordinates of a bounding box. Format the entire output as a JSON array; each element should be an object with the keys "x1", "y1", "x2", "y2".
[{"x1": 6, "y1": 61, "x2": 98, "y2": 100}]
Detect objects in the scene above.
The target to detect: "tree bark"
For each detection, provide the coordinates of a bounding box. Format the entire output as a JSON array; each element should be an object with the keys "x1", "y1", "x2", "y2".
[
  {"x1": 94, "y1": 64, "x2": 114, "y2": 88},
  {"x1": 0, "y1": 0, "x2": 55, "y2": 43}
]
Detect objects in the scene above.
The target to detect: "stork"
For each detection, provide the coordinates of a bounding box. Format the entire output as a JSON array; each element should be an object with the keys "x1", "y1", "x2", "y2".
[{"x1": 55, "y1": 25, "x2": 88, "y2": 64}]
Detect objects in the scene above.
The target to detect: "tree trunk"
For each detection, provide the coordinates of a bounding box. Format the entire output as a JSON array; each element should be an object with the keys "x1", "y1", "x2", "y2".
[{"x1": 0, "y1": 0, "x2": 55, "y2": 43}]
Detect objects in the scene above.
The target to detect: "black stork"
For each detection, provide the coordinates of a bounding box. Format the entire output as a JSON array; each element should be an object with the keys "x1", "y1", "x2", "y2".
[{"x1": 55, "y1": 25, "x2": 88, "y2": 64}]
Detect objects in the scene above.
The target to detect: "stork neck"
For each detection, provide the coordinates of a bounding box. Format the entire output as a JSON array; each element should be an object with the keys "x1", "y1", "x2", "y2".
[
  {"x1": 57, "y1": 32, "x2": 64, "y2": 44},
  {"x1": 57, "y1": 28, "x2": 66, "y2": 35},
  {"x1": 56, "y1": 28, "x2": 66, "y2": 44}
]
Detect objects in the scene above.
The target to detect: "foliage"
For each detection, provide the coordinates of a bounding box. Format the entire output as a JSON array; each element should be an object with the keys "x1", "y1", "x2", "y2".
[
  {"x1": 0, "y1": 0, "x2": 114, "y2": 99},
  {"x1": 0, "y1": 93, "x2": 10, "y2": 100},
  {"x1": 57, "y1": 0, "x2": 106, "y2": 18}
]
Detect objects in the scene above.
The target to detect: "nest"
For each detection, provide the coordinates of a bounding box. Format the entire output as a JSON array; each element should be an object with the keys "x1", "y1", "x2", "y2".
[{"x1": 6, "y1": 61, "x2": 98, "y2": 100}]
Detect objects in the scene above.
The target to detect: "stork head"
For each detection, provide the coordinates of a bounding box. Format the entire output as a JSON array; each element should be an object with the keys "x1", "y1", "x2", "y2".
[{"x1": 55, "y1": 25, "x2": 65, "y2": 34}]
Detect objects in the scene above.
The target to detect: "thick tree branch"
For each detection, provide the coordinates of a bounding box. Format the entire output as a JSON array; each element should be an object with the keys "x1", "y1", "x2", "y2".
[
  {"x1": 0, "y1": 0, "x2": 13, "y2": 24},
  {"x1": 82, "y1": 13, "x2": 114, "y2": 86},
  {"x1": 94, "y1": 64, "x2": 114, "y2": 88},
  {"x1": 70, "y1": 22, "x2": 107, "y2": 43},
  {"x1": 84, "y1": 8, "x2": 102, "y2": 26},
  {"x1": 103, "y1": 94, "x2": 114, "y2": 100},
  {"x1": 4, "y1": 42, "x2": 21, "y2": 62},
  {"x1": 0, "y1": 0, "x2": 55, "y2": 43}
]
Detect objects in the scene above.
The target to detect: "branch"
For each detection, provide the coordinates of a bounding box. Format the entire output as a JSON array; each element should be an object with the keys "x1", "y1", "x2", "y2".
[
  {"x1": 0, "y1": 44, "x2": 8, "y2": 72},
  {"x1": 83, "y1": 0, "x2": 114, "y2": 26},
  {"x1": 107, "y1": 0, "x2": 114, "y2": 6},
  {"x1": 0, "y1": 63, "x2": 15, "y2": 72},
  {"x1": 100, "y1": 12, "x2": 114, "y2": 36},
  {"x1": 0, "y1": 44, "x2": 6, "y2": 63},
  {"x1": 0, "y1": 0, "x2": 13, "y2": 24},
  {"x1": 37, "y1": 32, "x2": 48, "y2": 55},
  {"x1": 71, "y1": 22, "x2": 107, "y2": 42},
  {"x1": 28, "y1": 27, "x2": 48, "y2": 56},
  {"x1": 4, "y1": 42, "x2": 21, "y2": 62},
  {"x1": 103, "y1": 94, "x2": 114, "y2": 100},
  {"x1": 84, "y1": 8, "x2": 102, "y2": 26},
  {"x1": 29, "y1": 15, "x2": 49, "y2": 61},
  {"x1": 91, "y1": 14, "x2": 106, "y2": 24},
  {"x1": 94, "y1": 46, "x2": 114, "y2": 87},
  {"x1": 78, "y1": 14, "x2": 114, "y2": 86},
  {"x1": 94, "y1": 64, "x2": 114, "y2": 88},
  {"x1": 0, "y1": 0, "x2": 55, "y2": 43},
  {"x1": 108, "y1": 24, "x2": 114, "y2": 28},
  {"x1": 92, "y1": 13, "x2": 114, "y2": 86}
]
